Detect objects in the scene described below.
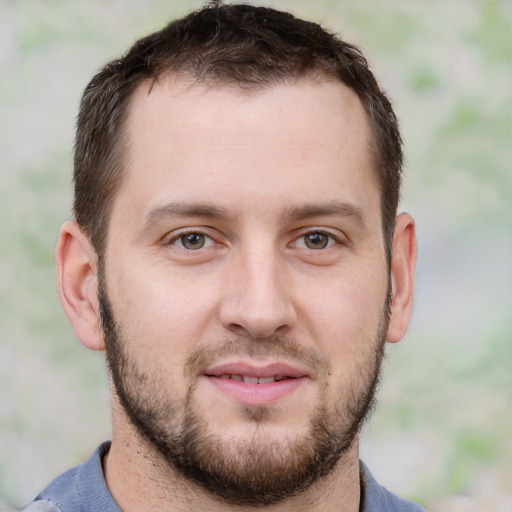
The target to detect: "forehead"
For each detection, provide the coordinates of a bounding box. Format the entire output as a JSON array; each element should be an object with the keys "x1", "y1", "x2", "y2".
[
  {"x1": 127, "y1": 76, "x2": 372, "y2": 153},
  {"x1": 117, "y1": 77, "x2": 379, "y2": 222}
]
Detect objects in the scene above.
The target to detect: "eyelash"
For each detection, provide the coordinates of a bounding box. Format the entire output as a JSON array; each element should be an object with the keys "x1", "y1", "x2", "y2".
[
  {"x1": 166, "y1": 228, "x2": 340, "y2": 251},
  {"x1": 168, "y1": 230, "x2": 215, "y2": 250},
  {"x1": 291, "y1": 230, "x2": 339, "y2": 250}
]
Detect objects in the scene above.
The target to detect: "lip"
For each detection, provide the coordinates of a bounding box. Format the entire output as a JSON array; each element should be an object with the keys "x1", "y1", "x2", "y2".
[
  {"x1": 201, "y1": 361, "x2": 311, "y2": 406},
  {"x1": 203, "y1": 361, "x2": 311, "y2": 379}
]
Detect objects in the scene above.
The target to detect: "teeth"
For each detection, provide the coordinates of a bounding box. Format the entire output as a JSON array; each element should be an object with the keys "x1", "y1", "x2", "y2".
[
  {"x1": 258, "y1": 376, "x2": 276, "y2": 384},
  {"x1": 213, "y1": 374, "x2": 289, "y2": 383}
]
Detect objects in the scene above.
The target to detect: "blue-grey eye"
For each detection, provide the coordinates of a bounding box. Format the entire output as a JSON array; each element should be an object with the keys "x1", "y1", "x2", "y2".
[
  {"x1": 179, "y1": 233, "x2": 206, "y2": 250},
  {"x1": 303, "y1": 232, "x2": 330, "y2": 249}
]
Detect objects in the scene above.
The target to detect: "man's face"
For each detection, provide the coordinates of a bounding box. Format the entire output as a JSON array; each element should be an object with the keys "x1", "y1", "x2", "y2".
[{"x1": 101, "y1": 79, "x2": 390, "y2": 504}]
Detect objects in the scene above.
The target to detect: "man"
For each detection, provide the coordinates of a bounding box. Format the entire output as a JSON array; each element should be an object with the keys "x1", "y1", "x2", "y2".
[{"x1": 24, "y1": 2, "x2": 421, "y2": 511}]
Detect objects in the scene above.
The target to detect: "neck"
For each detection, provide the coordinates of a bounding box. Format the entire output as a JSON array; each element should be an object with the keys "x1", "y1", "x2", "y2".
[{"x1": 104, "y1": 408, "x2": 362, "y2": 512}]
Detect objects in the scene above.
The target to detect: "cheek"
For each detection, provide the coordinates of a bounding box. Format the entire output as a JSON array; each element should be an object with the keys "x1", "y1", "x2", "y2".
[
  {"x1": 297, "y1": 268, "x2": 388, "y2": 358},
  {"x1": 106, "y1": 260, "x2": 222, "y2": 368}
]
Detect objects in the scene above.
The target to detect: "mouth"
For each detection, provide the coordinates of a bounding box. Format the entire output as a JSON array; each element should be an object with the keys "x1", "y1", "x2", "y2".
[
  {"x1": 206, "y1": 374, "x2": 295, "y2": 384},
  {"x1": 201, "y1": 362, "x2": 310, "y2": 405}
]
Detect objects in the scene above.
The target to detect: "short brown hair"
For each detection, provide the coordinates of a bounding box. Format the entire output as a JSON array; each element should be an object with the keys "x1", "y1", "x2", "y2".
[{"x1": 74, "y1": 1, "x2": 402, "y2": 260}]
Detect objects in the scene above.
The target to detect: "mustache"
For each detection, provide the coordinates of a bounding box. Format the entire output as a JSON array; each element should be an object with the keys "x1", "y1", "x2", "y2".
[{"x1": 186, "y1": 336, "x2": 330, "y2": 380}]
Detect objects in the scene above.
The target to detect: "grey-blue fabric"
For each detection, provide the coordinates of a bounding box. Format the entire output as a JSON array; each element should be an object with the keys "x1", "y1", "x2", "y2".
[{"x1": 22, "y1": 442, "x2": 426, "y2": 512}]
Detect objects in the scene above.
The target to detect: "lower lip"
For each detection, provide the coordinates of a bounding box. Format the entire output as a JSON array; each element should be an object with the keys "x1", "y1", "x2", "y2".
[{"x1": 202, "y1": 376, "x2": 307, "y2": 406}]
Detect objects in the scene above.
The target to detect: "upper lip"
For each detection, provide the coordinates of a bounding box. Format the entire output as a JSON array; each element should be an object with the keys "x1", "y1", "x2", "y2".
[{"x1": 203, "y1": 361, "x2": 311, "y2": 379}]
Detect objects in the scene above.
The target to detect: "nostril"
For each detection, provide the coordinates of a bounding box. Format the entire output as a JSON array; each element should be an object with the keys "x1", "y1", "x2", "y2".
[
  {"x1": 225, "y1": 323, "x2": 251, "y2": 338},
  {"x1": 222, "y1": 314, "x2": 294, "y2": 339}
]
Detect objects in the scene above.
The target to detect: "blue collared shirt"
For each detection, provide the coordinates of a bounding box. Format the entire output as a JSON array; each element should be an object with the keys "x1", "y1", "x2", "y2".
[{"x1": 22, "y1": 442, "x2": 426, "y2": 512}]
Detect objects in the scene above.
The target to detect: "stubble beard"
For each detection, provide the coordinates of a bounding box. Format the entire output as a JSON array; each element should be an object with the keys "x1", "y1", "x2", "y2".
[{"x1": 98, "y1": 273, "x2": 389, "y2": 506}]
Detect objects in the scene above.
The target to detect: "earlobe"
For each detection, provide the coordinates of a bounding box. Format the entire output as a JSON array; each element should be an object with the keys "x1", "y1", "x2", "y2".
[
  {"x1": 386, "y1": 213, "x2": 417, "y2": 344},
  {"x1": 56, "y1": 221, "x2": 105, "y2": 351}
]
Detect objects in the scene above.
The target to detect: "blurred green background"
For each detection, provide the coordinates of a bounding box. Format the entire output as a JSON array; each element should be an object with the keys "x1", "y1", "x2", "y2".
[{"x1": 0, "y1": 0, "x2": 510, "y2": 510}]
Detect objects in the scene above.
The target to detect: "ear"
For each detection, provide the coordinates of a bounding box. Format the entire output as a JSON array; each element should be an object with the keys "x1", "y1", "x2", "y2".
[
  {"x1": 386, "y1": 213, "x2": 417, "y2": 343},
  {"x1": 55, "y1": 221, "x2": 105, "y2": 351}
]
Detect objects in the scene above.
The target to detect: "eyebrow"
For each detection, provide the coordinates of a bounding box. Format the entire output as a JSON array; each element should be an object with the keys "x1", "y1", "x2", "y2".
[
  {"x1": 142, "y1": 200, "x2": 367, "y2": 228},
  {"x1": 143, "y1": 201, "x2": 233, "y2": 226},
  {"x1": 282, "y1": 201, "x2": 367, "y2": 226}
]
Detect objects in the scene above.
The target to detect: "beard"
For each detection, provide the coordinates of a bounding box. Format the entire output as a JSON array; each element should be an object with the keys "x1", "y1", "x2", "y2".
[{"x1": 98, "y1": 273, "x2": 389, "y2": 506}]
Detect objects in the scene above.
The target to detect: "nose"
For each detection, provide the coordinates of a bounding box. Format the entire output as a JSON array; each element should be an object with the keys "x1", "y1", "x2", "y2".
[{"x1": 219, "y1": 247, "x2": 297, "y2": 339}]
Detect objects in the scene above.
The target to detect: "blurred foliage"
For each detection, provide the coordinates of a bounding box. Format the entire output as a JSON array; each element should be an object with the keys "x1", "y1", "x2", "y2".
[{"x1": 1, "y1": 0, "x2": 510, "y2": 508}]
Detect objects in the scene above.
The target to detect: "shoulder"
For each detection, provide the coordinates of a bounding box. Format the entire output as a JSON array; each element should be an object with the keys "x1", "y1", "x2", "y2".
[
  {"x1": 21, "y1": 443, "x2": 120, "y2": 512},
  {"x1": 20, "y1": 502, "x2": 61, "y2": 512},
  {"x1": 20, "y1": 464, "x2": 82, "y2": 512},
  {"x1": 360, "y1": 461, "x2": 427, "y2": 512}
]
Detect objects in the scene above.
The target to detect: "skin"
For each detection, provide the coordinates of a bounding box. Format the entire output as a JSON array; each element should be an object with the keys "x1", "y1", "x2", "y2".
[{"x1": 56, "y1": 78, "x2": 417, "y2": 511}]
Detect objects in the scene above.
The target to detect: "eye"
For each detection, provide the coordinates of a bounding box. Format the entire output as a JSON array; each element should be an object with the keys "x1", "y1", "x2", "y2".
[
  {"x1": 172, "y1": 232, "x2": 214, "y2": 250},
  {"x1": 295, "y1": 231, "x2": 337, "y2": 250}
]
